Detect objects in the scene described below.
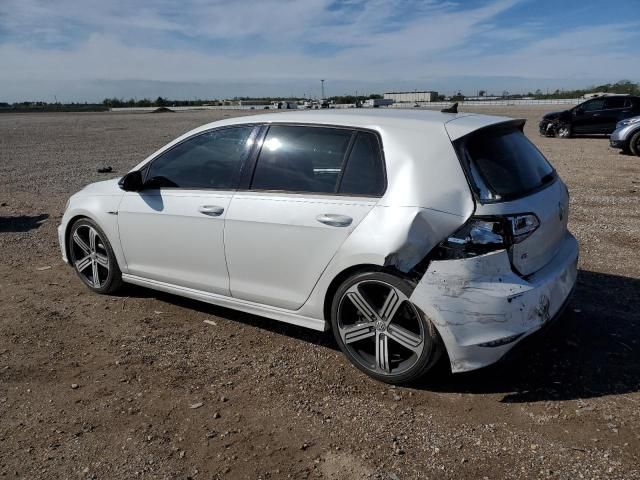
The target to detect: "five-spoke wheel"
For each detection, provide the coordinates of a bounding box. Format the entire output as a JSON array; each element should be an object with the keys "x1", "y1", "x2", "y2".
[
  {"x1": 331, "y1": 271, "x2": 439, "y2": 384},
  {"x1": 68, "y1": 218, "x2": 122, "y2": 293}
]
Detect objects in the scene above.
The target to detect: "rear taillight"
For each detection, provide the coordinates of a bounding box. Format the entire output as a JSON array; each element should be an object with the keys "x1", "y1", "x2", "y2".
[
  {"x1": 434, "y1": 214, "x2": 539, "y2": 260},
  {"x1": 509, "y1": 214, "x2": 539, "y2": 244}
]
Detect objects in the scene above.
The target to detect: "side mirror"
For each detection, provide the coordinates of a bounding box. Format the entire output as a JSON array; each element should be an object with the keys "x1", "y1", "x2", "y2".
[
  {"x1": 119, "y1": 170, "x2": 144, "y2": 191},
  {"x1": 574, "y1": 107, "x2": 583, "y2": 116}
]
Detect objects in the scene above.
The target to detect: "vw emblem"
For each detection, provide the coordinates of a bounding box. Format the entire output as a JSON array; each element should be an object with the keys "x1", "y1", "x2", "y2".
[{"x1": 558, "y1": 202, "x2": 565, "y2": 221}]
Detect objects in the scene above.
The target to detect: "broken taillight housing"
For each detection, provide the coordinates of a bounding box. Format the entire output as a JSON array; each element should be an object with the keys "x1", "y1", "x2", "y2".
[{"x1": 434, "y1": 214, "x2": 539, "y2": 260}]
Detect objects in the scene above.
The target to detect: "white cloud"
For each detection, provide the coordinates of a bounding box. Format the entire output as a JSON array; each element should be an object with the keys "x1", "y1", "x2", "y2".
[{"x1": 0, "y1": 0, "x2": 638, "y2": 101}]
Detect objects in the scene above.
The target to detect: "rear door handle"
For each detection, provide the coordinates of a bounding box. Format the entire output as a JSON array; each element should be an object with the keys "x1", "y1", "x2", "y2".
[
  {"x1": 316, "y1": 213, "x2": 352, "y2": 227},
  {"x1": 198, "y1": 205, "x2": 225, "y2": 217}
]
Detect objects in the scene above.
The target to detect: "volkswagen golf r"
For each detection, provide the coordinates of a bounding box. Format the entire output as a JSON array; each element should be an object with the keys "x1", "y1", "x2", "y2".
[{"x1": 58, "y1": 109, "x2": 578, "y2": 384}]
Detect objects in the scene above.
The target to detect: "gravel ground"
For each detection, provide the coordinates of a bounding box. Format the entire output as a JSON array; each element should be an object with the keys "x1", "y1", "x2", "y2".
[{"x1": 0, "y1": 107, "x2": 639, "y2": 479}]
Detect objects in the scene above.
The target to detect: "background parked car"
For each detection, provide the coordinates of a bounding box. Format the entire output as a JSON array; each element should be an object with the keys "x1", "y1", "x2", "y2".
[
  {"x1": 539, "y1": 95, "x2": 640, "y2": 138},
  {"x1": 610, "y1": 115, "x2": 640, "y2": 156}
]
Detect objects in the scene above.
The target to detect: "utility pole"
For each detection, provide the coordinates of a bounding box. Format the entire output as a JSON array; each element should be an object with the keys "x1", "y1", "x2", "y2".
[{"x1": 321, "y1": 79, "x2": 325, "y2": 101}]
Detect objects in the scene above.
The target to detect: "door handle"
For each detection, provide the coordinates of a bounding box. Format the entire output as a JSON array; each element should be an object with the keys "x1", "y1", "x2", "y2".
[
  {"x1": 316, "y1": 213, "x2": 352, "y2": 227},
  {"x1": 198, "y1": 205, "x2": 225, "y2": 216},
  {"x1": 592, "y1": 113, "x2": 600, "y2": 117}
]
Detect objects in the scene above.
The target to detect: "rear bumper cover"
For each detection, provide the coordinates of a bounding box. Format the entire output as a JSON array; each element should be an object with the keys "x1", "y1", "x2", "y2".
[{"x1": 410, "y1": 232, "x2": 578, "y2": 373}]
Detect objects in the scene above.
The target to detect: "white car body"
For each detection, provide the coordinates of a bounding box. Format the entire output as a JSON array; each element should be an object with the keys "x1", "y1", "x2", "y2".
[{"x1": 58, "y1": 109, "x2": 578, "y2": 373}]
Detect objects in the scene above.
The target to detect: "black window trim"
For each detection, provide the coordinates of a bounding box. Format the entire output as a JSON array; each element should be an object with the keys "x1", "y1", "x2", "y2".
[
  {"x1": 603, "y1": 97, "x2": 628, "y2": 110},
  {"x1": 140, "y1": 123, "x2": 262, "y2": 191},
  {"x1": 240, "y1": 122, "x2": 388, "y2": 198}
]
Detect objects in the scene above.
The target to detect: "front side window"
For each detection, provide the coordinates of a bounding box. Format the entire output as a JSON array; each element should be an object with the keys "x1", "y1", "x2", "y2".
[
  {"x1": 582, "y1": 99, "x2": 605, "y2": 112},
  {"x1": 146, "y1": 126, "x2": 254, "y2": 189},
  {"x1": 251, "y1": 126, "x2": 352, "y2": 193}
]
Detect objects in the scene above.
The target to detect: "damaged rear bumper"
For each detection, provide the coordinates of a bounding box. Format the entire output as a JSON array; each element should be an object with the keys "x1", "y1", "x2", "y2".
[{"x1": 410, "y1": 232, "x2": 578, "y2": 373}]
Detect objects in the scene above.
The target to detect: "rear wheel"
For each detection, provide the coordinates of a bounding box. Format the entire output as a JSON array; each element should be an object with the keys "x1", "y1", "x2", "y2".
[
  {"x1": 630, "y1": 130, "x2": 640, "y2": 156},
  {"x1": 331, "y1": 271, "x2": 441, "y2": 384},
  {"x1": 68, "y1": 218, "x2": 122, "y2": 294}
]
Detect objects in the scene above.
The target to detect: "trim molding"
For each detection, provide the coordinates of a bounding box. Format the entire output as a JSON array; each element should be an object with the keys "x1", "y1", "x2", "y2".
[{"x1": 122, "y1": 274, "x2": 328, "y2": 332}]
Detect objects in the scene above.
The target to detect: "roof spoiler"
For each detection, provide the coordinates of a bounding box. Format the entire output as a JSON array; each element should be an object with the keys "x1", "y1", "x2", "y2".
[{"x1": 441, "y1": 102, "x2": 458, "y2": 114}]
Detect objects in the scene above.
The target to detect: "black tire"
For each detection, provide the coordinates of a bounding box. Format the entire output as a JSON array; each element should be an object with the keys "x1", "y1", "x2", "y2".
[
  {"x1": 555, "y1": 123, "x2": 572, "y2": 138},
  {"x1": 68, "y1": 218, "x2": 122, "y2": 294},
  {"x1": 330, "y1": 271, "x2": 441, "y2": 384},
  {"x1": 630, "y1": 130, "x2": 640, "y2": 157}
]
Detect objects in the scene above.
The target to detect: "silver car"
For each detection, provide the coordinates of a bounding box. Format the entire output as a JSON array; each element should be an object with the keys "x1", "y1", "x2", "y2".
[
  {"x1": 610, "y1": 116, "x2": 640, "y2": 156},
  {"x1": 58, "y1": 110, "x2": 578, "y2": 384}
]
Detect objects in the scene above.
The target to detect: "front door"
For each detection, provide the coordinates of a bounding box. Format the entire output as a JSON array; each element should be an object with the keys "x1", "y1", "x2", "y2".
[
  {"x1": 225, "y1": 125, "x2": 387, "y2": 310},
  {"x1": 602, "y1": 96, "x2": 632, "y2": 133},
  {"x1": 118, "y1": 125, "x2": 256, "y2": 295},
  {"x1": 572, "y1": 98, "x2": 606, "y2": 134}
]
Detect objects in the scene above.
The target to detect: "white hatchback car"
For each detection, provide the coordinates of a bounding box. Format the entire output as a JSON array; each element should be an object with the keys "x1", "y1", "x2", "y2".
[{"x1": 59, "y1": 109, "x2": 578, "y2": 384}]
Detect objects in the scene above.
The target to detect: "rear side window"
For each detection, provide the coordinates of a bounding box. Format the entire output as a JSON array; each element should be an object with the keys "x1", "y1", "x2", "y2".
[
  {"x1": 604, "y1": 97, "x2": 626, "y2": 109},
  {"x1": 251, "y1": 125, "x2": 351, "y2": 193},
  {"x1": 339, "y1": 132, "x2": 385, "y2": 196},
  {"x1": 459, "y1": 127, "x2": 555, "y2": 201},
  {"x1": 582, "y1": 99, "x2": 605, "y2": 112}
]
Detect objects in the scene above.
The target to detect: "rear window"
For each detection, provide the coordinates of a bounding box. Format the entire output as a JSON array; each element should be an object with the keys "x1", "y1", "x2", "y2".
[{"x1": 458, "y1": 127, "x2": 555, "y2": 201}]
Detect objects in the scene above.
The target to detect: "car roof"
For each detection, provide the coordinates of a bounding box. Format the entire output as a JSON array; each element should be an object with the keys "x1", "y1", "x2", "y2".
[{"x1": 201, "y1": 108, "x2": 516, "y2": 140}]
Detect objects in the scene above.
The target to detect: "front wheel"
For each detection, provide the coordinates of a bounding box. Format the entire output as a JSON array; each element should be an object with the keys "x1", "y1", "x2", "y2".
[
  {"x1": 555, "y1": 124, "x2": 572, "y2": 138},
  {"x1": 330, "y1": 271, "x2": 441, "y2": 384},
  {"x1": 68, "y1": 218, "x2": 122, "y2": 294}
]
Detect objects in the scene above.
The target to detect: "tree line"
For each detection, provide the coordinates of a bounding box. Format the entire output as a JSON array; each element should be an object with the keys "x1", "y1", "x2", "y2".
[{"x1": 1, "y1": 81, "x2": 638, "y2": 111}]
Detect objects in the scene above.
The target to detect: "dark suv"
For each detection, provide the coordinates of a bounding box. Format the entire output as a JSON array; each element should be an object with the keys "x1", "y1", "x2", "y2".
[{"x1": 539, "y1": 95, "x2": 640, "y2": 138}]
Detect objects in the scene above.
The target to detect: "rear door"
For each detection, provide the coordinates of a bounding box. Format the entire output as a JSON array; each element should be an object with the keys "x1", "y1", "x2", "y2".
[
  {"x1": 224, "y1": 125, "x2": 386, "y2": 310},
  {"x1": 602, "y1": 96, "x2": 630, "y2": 132}
]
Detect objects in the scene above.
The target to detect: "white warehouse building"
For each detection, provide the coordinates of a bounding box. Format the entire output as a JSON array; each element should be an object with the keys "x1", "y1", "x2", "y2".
[{"x1": 384, "y1": 91, "x2": 439, "y2": 103}]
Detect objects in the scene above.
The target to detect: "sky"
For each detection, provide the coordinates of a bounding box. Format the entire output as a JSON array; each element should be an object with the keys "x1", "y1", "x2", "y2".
[{"x1": 0, "y1": 0, "x2": 639, "y2": 102}]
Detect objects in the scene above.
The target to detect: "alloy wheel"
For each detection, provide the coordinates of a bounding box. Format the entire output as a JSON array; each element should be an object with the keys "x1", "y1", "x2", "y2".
[
  {"x1": 336, "y1": 280, "x2": 425, "y2": 376},
  {"x1": 70, "y1": 224, "x2": 110, "y2": 288}
]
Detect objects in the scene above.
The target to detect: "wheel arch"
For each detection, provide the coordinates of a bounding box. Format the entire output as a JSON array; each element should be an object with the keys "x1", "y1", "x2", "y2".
[
  {"x1": 63, "y1": 209, "x2": 126, "y2": 272},
  {"x1": 322, "y1": 263, "x2": 414, "y2": 324}
]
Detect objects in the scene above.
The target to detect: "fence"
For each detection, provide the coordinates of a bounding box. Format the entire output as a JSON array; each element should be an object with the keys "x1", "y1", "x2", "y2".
[
  {"x1": 390, "y1": 98, "x2": 582, "y2": 108},
  {"x1": 110, "y1": 98, "x2": 583, "y2": 113}
]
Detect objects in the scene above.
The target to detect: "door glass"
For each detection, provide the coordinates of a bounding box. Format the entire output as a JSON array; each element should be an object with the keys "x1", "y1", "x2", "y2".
[
  {"x1": 339, "y1": 132, "x2": 385, "y2": 196},
  {"x1": 582, "y1": 99, "x2": 605, "y2": 112},
  {"x1": 251, "y1": 126, "x2": 352, "y2": 193},
  {"x1": 603, "y1": 97, "x2": 626, "y2": 110},
  {"x1": 146, "y1": 126, "x2": 254, "y2": 189}
]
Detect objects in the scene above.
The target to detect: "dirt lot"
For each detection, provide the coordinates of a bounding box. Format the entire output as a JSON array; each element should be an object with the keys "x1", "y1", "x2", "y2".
[{"x1": 1, "y1": 106, "x2": 639, "y2": 479}]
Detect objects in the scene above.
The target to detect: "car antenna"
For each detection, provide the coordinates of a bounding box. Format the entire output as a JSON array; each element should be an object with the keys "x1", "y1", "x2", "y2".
[{"x1": 441, "y1": 102, "x2": 458, "y2": 113}]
